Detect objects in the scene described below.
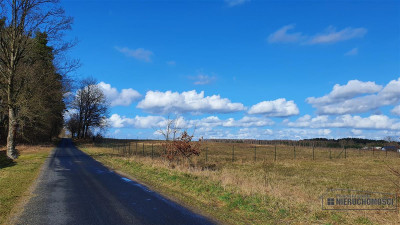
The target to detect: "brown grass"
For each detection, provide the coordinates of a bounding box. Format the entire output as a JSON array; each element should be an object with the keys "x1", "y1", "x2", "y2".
[{"x1": 82, "y1": 141, "x2": 400, "y2": 224}]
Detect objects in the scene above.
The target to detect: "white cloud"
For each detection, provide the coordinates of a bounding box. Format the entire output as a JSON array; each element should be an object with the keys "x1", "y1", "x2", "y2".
[
  {"x1": 188, "y1": 74, "x2": 216, "y2": 85},
  {"x1": 274, "y1": 128, "x2": 332, "y2": 140},
  {"x1": 307, "y1": 78, "x2": 400, "y2": 115},
  {"x1": 392, "y1": 105, "x2": 400, "y2": 116},
  {"x1": 137, "y1": 90, "x2": 246, "y2": 114},
  {"x1": 309, "y1": 26, "x2": 367, "y2": 44},
  {"x1": 225, "y1": 0, "x2": 250, "y2": 7},
  {"x1": 190, "y1": 116, "x2": 222, "y2": 128},
  {"x1": 345, "y1": 48, "x2": 358, "y2": 56},
  {"x1": 307, "y1": 80, "x2": 382, "y2": 105},
  {"x1": 248, "y1": 98, "x2": 299, "y2": 117},
  {"x1": 267, "y1": 24, "x2": 304, "y2": 43},
  {"x1": 98, "y1": 82, "x2": 141, "y2": 107},
  {"x1": 351, "y1": 129, "x2": 362, "y2": 135},
  {"x1": 108, "y1": 114, "x2": 165, "y2": 128},
  {"x1": 115, "y1": 47, "x2": 153, "y2": 62},
  {"x1": 197, "y1": 127, "x2": 273, "y2": 140},
  {"x1": 109, "y1": 114, "x2": 273, "y2": 130},
  {"x1": 64, "y1": 108, "x2": 78, "y2": 120},
  {"x1": 222, "y1": 116, "x2": 274, "y2": 127},
  {"x1": 189, "y1": 116, "x2": 274, "y2": 128},
  {"x1": 268, "y1": 25, "x2": 367, "y2": 45},
  {"x1": 288, "y1": 114, "x2": 400, "y2": 130}
]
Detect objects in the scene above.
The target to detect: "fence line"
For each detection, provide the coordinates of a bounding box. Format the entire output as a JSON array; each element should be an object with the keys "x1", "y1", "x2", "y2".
[{"x1": 94, "y1": 139, "x2": 400, "y2": 164}]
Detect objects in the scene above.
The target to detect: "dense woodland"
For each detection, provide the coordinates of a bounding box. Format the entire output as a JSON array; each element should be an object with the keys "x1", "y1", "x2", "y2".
[
  {"x1": 0, "y1": 31, "x2": 66, "y2": 145},
  {"x1": 0, "y1": 0, "x2": 108, "y2": 160}
]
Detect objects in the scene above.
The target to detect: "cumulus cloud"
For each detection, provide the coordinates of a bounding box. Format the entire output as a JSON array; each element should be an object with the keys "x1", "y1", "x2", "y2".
[
  {"x1": 109, "y1": 114, "x2": 273, "y2": 130},
  {"x1": 308, "y1": 26, "x2": 367, "y2": 44},
  {"x1": 189, "y1": 116, "x2": 273, "y2": 128},
  {"x1": 196, "y1": 127, "x2": 273, "y2": 140},
  {"x1": 98, "y1": 82, "x2": 141, "y2": 107},
  {"x1": 307, "y1": 78, "x2": 400, "y2": 115},
  {"x1": 248, "y1": 98, "x2": 299, "y2": 117},
  {"x1": 235, "y1": 128, "x2": 273, "y2": 139},
  {"x1": 274, "y1": 128, "x2": 332, "y2": 140},
  {"x1": 137, "y1": 90, "x2": 246, "y2": 114},
  {"x1": 351, "y1": 129, "x2": 362, "y2": 135},
  {"x1": 267, "y1": 24, "x2": 304, "y2": 43},
  {"x1": 222, "y1": 116, "x2": 274, "y2": 127},
  {"x1": 108, "y1": 114, "x2": 165, "y2": 128},
  {"x1": 392, "y1": 105, "x2": 400, "y2": 116},
  {"x1": 307, "y1": 80, "x2": 382, "y2": 105},
  {"x1": 225, "y1": 0, "x2": 250, "y2": 7},
  {"x1": 115, "y1": 47, "x2": 153, "y2": 62},
  {"x1": 268, "y1": 25, "x2": 367, "y2": 45},
  {"x1": 288, "y1": 114, "x2": 400, "y2": 130}
]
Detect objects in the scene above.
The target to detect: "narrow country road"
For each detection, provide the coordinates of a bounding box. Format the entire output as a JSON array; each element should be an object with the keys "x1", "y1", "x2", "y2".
[{"x1": 16, "y1": 139, "x2": 215, "y2": 225}]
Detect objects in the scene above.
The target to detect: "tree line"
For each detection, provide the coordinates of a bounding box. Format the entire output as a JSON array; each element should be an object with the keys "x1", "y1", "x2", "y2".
[
  {"x1": 0, "y1": 0, "x2": 108, "y2": 159},
  {"x1": 204, "y1": 137, "x2": 399, "y2": 149}
]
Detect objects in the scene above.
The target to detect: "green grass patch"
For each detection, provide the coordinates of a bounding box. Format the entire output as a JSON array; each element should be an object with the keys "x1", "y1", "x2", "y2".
[{"x1": 0, "y1": 146, "x2": 52, "y2": 225}]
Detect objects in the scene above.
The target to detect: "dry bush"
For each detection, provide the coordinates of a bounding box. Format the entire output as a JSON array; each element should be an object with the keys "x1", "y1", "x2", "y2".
[{"x1": 163, "y1": 131, "x2": 202, "y2": 164}]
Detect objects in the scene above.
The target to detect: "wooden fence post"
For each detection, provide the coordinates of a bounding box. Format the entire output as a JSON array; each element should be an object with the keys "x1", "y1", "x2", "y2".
[
  {"x1": 142, "y1": 143, "x2": 145, "y2": 156},
  {"x1": 274, "y1": 145, "x2": 277, "y2": 161}
]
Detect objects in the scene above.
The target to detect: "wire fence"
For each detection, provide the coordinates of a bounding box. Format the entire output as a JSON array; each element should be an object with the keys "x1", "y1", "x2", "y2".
[{"x1": 92, "y1": 139, "x2": 400, "y2": 164}]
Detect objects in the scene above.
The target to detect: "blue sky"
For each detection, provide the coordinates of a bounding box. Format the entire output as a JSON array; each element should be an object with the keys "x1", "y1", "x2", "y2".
[{"x1": 61, "y1": 0, "x2": 400, "y2": 140}]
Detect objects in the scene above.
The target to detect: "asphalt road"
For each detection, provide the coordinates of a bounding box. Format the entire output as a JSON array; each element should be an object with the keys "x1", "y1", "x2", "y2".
[{"x1": 17, "y1": 139, "x2": 215, "y2": 225}]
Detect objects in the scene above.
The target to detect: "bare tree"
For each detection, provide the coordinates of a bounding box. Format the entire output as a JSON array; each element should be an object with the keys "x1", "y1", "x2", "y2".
[
  {"x1": 385, "y1": 136, "x2": 399, "y2": 147},
  {"x1": 157, "y1": 116, "x2": 182, "y2": 141},
  {"x1": 65, "y1": 112, "x2": 79, "y2": 138},
  {"x1": 71, "y1": 78, "x2": 108, "y2": 139},
  {"x1": 0, "y1": 0, "x2": 72, "y2": 159}
]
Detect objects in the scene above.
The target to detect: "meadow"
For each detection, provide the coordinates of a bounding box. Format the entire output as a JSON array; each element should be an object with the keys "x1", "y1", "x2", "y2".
[
  {"x1": 80, "y1": 140, "x2": 400, "y2": 224},
  {"x1": 0, "y1": 145, "x2": 53, "y2": 225}
]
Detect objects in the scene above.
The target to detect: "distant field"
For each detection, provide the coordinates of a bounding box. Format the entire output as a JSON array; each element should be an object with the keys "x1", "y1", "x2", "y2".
[
  {"x1": 0, "y1": 145, "x2": 53, "y2": 225},
  {"x1": 81, "y1": 140, "x2": 400, "y2": 224}
]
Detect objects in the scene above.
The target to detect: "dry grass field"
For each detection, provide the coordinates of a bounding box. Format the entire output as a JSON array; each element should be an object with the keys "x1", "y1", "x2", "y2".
[{"x1": 81, "y1": 141, "x2": 400, "y2": 224}]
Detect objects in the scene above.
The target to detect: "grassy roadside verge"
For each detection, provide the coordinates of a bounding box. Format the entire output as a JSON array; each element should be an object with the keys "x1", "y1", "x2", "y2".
[
  {"x1": 80, "y1": 144, "x2": 400, "y2": 225},
  {"x1": 80, "y1": 146, "x2": 283, "y2": 225},
  {"x1": 0, "y1": 145, "x2": 53, "y2": 225}
]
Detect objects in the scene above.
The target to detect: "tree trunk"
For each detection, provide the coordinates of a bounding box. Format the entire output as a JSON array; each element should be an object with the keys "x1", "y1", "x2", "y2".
[{"x1": 7, "y1": 107, "x2": 18, "y2": 159}]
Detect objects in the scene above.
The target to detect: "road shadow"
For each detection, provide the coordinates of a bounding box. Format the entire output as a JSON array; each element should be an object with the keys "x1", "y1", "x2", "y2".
[{"x1": 0, "y1": 150, "x2": 16, "y2": 169}]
